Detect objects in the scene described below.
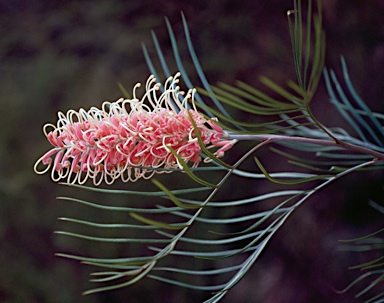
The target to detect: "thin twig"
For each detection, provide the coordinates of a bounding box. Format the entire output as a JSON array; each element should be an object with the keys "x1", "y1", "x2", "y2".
[{"x1": 224, "y1": 133, "x2": 384, "y2": 161}]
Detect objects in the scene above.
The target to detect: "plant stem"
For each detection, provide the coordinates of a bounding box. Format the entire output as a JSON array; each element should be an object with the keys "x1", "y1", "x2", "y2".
[{"x1": 225, "y1": 133, "x2": 384, "y2": 161}]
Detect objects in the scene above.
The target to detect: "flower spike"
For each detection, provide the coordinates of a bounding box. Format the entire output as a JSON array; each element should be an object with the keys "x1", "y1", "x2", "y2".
[{"x1": 34, "y1": 73, "x2": 236, "y2": 186}]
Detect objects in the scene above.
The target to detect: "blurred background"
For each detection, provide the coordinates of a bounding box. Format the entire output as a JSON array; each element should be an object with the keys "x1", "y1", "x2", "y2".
[{"x1": 1, "y1": 0, "x2": 384, "y2": 302}]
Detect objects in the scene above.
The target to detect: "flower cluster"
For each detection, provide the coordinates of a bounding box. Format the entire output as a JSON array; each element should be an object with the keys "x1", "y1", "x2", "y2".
[{"x1": 34, "y1": 73, "x2": 236, "y2": 185}]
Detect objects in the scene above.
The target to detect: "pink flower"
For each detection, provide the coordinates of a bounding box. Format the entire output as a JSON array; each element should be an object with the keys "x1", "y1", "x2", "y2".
[{"x1": 34, "y1": 73, "x2": 236, "y2": 185}]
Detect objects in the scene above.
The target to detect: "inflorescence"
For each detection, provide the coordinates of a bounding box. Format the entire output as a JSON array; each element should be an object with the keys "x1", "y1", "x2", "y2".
[{"x1": 34, "y1": 73, "x2": 236, "y2": 185}]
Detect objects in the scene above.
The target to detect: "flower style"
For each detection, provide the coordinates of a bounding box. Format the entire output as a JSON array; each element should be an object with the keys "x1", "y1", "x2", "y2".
[{"x1": 34, "y1": 73, "x2": 236, "y2": 185}]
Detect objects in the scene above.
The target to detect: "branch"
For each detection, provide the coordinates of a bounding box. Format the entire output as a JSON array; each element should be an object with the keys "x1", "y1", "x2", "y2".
[{"x1": 224, "y1": 133, "x2": 384, "y2": 161}]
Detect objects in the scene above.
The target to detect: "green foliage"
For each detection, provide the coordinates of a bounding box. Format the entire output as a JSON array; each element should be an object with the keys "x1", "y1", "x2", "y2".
[{"x1": 338, "y1": 202, "x2": 384, "y2": 302}]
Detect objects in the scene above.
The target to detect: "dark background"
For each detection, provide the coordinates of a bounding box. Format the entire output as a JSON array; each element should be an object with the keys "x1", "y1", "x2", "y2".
[{"x1": 1, "y1": 0, "x2": 384, "y2": 302}]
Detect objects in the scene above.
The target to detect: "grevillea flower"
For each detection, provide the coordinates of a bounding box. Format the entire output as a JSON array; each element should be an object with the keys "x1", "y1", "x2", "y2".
[{"x1": 34, "y1": 73, "x2": 236, "y2": 185}]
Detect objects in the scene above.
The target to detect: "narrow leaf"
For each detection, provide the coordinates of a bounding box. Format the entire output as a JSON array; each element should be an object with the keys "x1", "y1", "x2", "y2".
[
  {"x1": 254, "y1": 157, "x2": 331, "y2": 184},
  {"x1": 129, "y1": 212, "x2": 189, "y2": 230},
  {"x1": 151, "y1": 178, "x2": 202, "y2": 209}
]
